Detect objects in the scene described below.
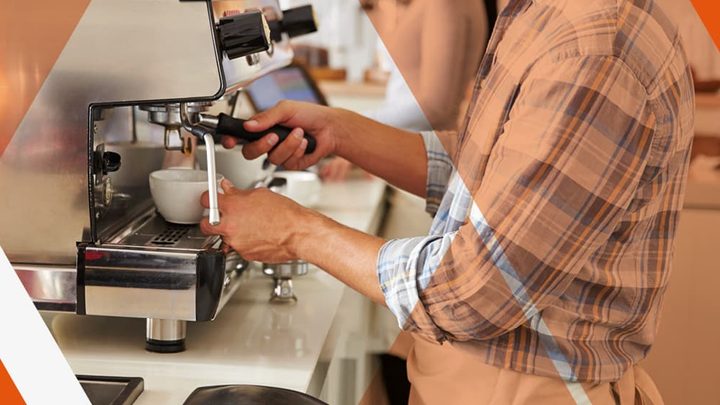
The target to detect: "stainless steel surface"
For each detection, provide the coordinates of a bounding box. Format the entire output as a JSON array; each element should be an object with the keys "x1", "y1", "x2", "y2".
[
  {"x1": 105, "y1": 141, "x2": 164, "y2": 189},
  {"x1": 146, "y1": 319, "x2": 187, "y2": 342},
  {"x1": 4, "y1": 0, "x2": 307, "y2": 349},
  {"x1": 15, "y1": 265, "x2": 77, "y2": 312},
  {"x1": 271, "y1": 278, "x2": 298, "y2": 303},
  {"x1": 140, "y1": 102, "x2": 212, "y2": 152},
  {"x1": 83, "y1": 246, "x2": 199, "y2": 320},
  {"x1": 217, "y1": 259, "x2": 257, "y2": 314},
  {"x1": 109, "y1": 212, "x2": 220, "y2": 251},
  {"x1": 263, "y1": 261, "x2": 309, "y2": 278},
  {"x1": 213, "y1": 0, "x2": 294, "y2": 92},
  {"x1": 263, "y1": 261, "x2": 309, "y2": 303},
  {"x1": 85, "y1": 212, "x2": 210, "y2": 320},
  {"x1": 171, "y1": 101, "x2": 224, "y2": 226},
  {"x1": 83, "y1": 245, "x2": 249, "y2": 321},
  {"x1": 203, "y1": 134, "x2": 221, "y2": 226},
  {"x1": 81, "y1": 211, "x2": 248, "y2": 320},
  {"x1": 1, "y1": 0, "x2": 222, "y2": 264},
  {"x1": 2, "y1": 0, "x2": 293, "y2": 265}
]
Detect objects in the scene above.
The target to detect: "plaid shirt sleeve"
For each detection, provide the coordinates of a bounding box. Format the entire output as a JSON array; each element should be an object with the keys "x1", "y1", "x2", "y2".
[
  {"x1": 378, "y1": 55, "x2": 656, "y2": 342},
  {"x1": 421, "y1": 131, "x2": 454, "y2": 214}
]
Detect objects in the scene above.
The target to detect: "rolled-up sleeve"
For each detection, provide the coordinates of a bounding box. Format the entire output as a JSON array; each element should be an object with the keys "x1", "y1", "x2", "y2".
[
  {"x1": 421, "y1": 131, "x2": 454, "y2": 214},
  {"x1": 377, "y1": 55, "x2": 655, "y2": 343}
]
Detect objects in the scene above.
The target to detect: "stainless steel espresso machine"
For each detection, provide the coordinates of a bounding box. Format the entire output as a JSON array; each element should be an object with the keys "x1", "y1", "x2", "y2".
[{"x1": 2, "y1": 0, "x2": 317, "y2": 353}]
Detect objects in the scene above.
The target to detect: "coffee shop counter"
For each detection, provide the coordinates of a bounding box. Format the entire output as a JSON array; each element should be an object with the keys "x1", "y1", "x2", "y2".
[{"x1": 40, "y1": 178, "x2": 387, "y2": 404}]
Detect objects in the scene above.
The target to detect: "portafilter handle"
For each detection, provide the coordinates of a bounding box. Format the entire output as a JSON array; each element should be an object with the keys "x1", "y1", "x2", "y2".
[{"x1": 199, "y1": 113, "x2": 317, "y2": 154}]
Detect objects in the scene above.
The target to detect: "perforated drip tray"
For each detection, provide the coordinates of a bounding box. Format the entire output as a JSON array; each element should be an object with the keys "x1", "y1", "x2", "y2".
[
  {"x1": 110, "y1": 212, "x2": 220, "y2": 251},
  {"x1": 150, "y1": 225, "x2": 191, "y2": 246}
]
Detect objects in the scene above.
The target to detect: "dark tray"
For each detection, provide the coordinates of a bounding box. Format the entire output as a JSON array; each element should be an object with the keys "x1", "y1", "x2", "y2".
[{"x1": 77, "y1": 375, "x2": 144, "y2": 405}]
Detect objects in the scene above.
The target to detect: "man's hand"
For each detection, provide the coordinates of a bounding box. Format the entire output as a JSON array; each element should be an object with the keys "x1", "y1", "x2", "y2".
[
  {"x1": 198, "y1": 178, "x2": 387, "y2": 304},
  {"x1": 222, "y1": 101, "x2": 342, "y2": 170},
  {"x1": 223, "y1": 100, "x2": 429, "y2": 198},
  {"x1": 199, "y1": 179, "x2": 318, "y2": 263}
]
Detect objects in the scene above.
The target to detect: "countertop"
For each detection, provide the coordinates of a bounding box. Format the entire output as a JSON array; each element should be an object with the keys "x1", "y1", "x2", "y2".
[{"x1": 41, "y1": 179, "x2": 387, "y2": 405}]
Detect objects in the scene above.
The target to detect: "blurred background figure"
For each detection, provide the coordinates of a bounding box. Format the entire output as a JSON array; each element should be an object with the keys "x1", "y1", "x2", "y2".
[
  {"x1": 655, "y1": 0, "x2": 720, "y2": 93},
  {"x1": 321, "y1": 0, "x2": 492, "y2": 182},
  {"x1": 363, "y1": 0, "x2": 490, "y2": 131},
  {"x1": 653, "y1": 0, "x2": 720, "y2": 183}
]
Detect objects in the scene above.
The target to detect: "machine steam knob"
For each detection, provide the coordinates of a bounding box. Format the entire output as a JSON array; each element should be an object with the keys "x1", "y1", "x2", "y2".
[
  {"x1": 268, "y1": 5, "x2": 318, "y2": 42},
  {"x1": 102, "y1": 151, "x2": 121, "y2": 174},
  {"x1": 218, "y1": 10, "x2": 271, "y2": 60}
]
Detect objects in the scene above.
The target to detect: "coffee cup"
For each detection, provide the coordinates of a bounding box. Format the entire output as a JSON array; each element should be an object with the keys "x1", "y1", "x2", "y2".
[
  {"x1": 197, "y1": 145, "x2": 273, "y2": 189},
  {"x1": 272, "y1": 171, "x2": 321, "y2": 207},
  {"x1": 149, "y1": 169, "x2": 224, "y2": 224}
]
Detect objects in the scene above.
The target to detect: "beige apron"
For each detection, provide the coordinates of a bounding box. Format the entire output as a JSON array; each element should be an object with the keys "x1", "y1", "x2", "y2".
[{"x1": 406, "y1": 336, "x2": 664, "y2": 405}]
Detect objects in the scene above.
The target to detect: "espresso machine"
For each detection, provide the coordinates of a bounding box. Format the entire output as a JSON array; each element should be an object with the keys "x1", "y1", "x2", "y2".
[{"x1": 2, "y1": 0, "x2": 317, "y2": 353}]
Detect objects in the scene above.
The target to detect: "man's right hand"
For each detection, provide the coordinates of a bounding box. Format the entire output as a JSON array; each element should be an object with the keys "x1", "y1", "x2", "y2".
[
  {"x1": 223, "y1": 99, "x2": 430, "y2": 198},
  {"x1": 222, "y1": 100, "x2": 343, "y2": 171}
]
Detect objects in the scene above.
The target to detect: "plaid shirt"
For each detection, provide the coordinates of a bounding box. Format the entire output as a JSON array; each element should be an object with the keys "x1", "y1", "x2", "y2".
[{"x1": 377, "y1": 0, "x2": 694, "y2": 383}]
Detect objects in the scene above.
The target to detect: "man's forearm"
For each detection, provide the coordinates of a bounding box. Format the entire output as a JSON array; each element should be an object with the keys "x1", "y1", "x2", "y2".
[
  {"x1": 333, "y1": 109, "x2": 428, "y2": 198},
  {"x1": 293, "y1": 209, "x2": 387, "y2": 305}
]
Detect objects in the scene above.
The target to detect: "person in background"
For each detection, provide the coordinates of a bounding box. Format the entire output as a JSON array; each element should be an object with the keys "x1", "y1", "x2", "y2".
[
  {"x1": 655, "y1": 0, "x2": 720, "y2": 92},
  {"x1": 653, "y1": 0, "x2": 720, "y2": 182},
  {"x1": 321, "y1": 0, "x2": 492, "y2": 181}
]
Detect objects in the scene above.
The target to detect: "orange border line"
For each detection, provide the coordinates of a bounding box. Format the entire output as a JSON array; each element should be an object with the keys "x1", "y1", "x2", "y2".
[
  {"x1": 0, "y1": 360, "x2": 26, "y2": 405},
  {"x1": 691, "y1": 0, "x2": 720, "y2": 49}
]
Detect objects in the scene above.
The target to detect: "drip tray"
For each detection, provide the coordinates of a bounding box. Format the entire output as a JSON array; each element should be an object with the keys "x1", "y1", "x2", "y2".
[
  {"x1": 77, "y1": 375, "x2": 143, "y2": 405},
  {"x1": 112, "y1": 213, "x2": 220, "y2": 251}
]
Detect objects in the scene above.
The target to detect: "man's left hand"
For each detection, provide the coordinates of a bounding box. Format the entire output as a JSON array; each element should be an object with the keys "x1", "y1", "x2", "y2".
[{"x1": 199, "y1": 179, "x2": 315, "y2": 263}]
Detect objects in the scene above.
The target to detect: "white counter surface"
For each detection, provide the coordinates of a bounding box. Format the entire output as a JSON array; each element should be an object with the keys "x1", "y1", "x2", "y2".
[{"x1": 42, "y1": 179, "x2": 387, "y2": 404}]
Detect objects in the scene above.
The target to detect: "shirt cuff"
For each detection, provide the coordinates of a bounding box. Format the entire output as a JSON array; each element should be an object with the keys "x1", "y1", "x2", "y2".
[
  {"x1": 421, "y1": 131, "x2": 453, "y2": 215},
  {"x1": 377, "y1": 238, "x2": 423, "y2": 328},
  {"x1": 377, "y1": 236, "x2": 450, "y2": 342}
]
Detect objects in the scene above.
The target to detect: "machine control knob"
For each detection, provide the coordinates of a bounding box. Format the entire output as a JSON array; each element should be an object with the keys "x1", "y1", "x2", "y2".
[
  {"x1": 101, "y1": 151, "x2": 121, "y2": 174},
  {"x1": 268, "y1": 5, "x2": 318, "y2": 42},
  {"x1": 217, "y1": 10, "x2": 271, "y2": 60}
]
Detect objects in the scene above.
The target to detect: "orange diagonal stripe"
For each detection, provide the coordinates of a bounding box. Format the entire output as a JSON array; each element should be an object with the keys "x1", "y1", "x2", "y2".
[
  {"x1": 0, "y1": 0, "x2": 91, "y2": 157},
  {"x1": 691, "y1": 0, "x2": 720, "y2": 49},
  {"x1": 0, "y1": 360, "x2": 25, "y2": 405}
]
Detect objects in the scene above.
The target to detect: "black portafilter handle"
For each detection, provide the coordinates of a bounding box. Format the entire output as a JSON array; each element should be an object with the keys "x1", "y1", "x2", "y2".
[{"x1": 215, "y1": 113, "x2": 317, "y2": 154}]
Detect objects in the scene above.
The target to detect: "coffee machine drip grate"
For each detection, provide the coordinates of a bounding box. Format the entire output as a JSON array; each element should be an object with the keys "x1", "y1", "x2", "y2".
[
  {"x1": 150, "y1": 225, "x2": 192, "y2": 246},
  {"x1": 110, "y1": 212, "x2": 219, "y2": 251}
]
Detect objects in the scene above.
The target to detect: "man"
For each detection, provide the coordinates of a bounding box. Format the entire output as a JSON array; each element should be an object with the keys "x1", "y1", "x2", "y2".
[{"x1": 201, "y1": 0, "x2": 694, "y2": 403}]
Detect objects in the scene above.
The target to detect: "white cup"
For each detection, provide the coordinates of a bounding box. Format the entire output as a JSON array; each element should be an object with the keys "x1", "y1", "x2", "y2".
[
  {"x1": 149, "y1": 169, "x2": 224, "y2": 224},
  {"x1": 273, "y1": 171, "x2": 322, "y2": 207},
  {"x1": 196, "y1": 145, "x2": 273, "y2": 189}
]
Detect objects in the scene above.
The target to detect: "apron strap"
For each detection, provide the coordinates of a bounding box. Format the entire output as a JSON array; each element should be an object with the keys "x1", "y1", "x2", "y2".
[{"x1": 611, "y1": 365, "x2": 664, "y2": 405}]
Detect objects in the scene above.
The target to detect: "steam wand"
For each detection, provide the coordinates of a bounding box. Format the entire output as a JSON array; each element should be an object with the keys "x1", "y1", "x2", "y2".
[
  {"x1": 180, "y1": 103, "x2": 221, "y2": 226},
  {"x1": 179, "y1": 102, "x2": 318, "y2": 226}
]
